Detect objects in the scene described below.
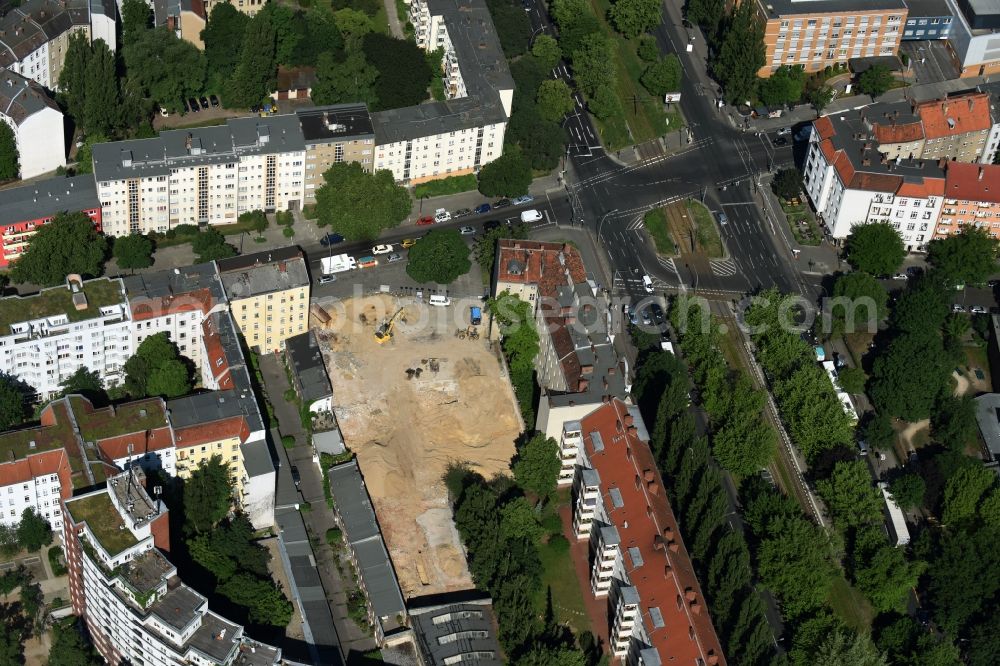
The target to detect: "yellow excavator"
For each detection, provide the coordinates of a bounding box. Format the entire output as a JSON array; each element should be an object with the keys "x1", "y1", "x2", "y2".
[{"x1": 374, "y1": 307, "x2": 404, "y2": 344}]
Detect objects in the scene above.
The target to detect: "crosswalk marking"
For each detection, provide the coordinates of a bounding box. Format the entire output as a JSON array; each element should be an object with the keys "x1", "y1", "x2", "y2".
[{"x1": 710, "y1": 258, "x2": 738, "y2": 277}]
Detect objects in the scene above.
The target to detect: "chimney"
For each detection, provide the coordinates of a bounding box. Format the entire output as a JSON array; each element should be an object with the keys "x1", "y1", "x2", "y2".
[
  {"x1": 647, "y1": 481, "x2": 659, "y2": 495},
  {"x1": 668, "y1": 542, "x2": 679, "y2": 552},
  {"x1": 685, "y1": 588, "x2": 697, "y2": 602},
  {"x1": 643, "y1": 469, "x2": 654, "y2": 482},
  {"x1": 627, "y1": 425, "x2": 638, "y2": 437},
  {"x1": 691, "y1": 601, "x2": 702, "y2": 614}
]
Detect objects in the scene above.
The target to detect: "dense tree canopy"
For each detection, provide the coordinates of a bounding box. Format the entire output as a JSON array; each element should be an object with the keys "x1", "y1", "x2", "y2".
[
  {"x1": 845, "y1": 222, "x2": 906, "y2": 276},
  {"x1": 191, "y1": 228, "x2": 237, "y2": 262},
  {"x1": 641, "y1": 55, "x2": 682, "y2": 97},
  {"x1": 531, "y1": 35, "x2": 562, "y2": 70},
  {"x1": 48, "y1": 618, "x2": 101, "y2": 666},
  {"x1": 758, "y1": 65, "x2": 805, "y2": 107},
  {"x1": 757, "y1": 514, "x2": 836, "y2": 618},
  {"x1": 772, "y1": 167, "x2": 803, "y2": 200},
  {"x1": 712, "y1": 2, "x2": 765, "y2": 105},
  {"x1": 16, "y1": 508, "x2": 52, "y2": 552},
  {"x1": 405, "y1": 229, "x2": 472, "y2": 284},
  {"x1": 536, "y1": 79, "x2": 575, "y2": 122},
  {"x1": 311, "y1": 52, "x2": 378, "y2": 107},
  {"x1": 124, "y1": 28, "x2": 207, "y2": 113},
  {"x1": 58, "y1": 367, "x2": 107, "y2": 404},
  {"x1": 609, "y1": 0, "x2": 663, "y2": 38},
  {"x1": 0, "y1": 122, "x2": 17, "y2": 181},
  {"x1": 10, "y1": 212, "x2": 107, "y2": 286},
  {"x1": 362, "y1": 33, "x2": 433, "y2": 111},
  {"x1": 572, "y1": 34, "x2": 616, "y2": 98},
  {"x1": 511, "y1": 433, "x2": 560, "y2": 498},
  {"x1": 0, "y1": 374, "x2": 30, "y2": 430},
  {"x1": 828, "y1": 271, "x2": 888, "y2": 336},
  {"x1": 857, "y1": 64, "x2": 894, "y2": 98},
  {"x1": 851, "y1": 527, "x2": 926, "y2": 613},
  {"x1": 183, "y1": 455, "x2": 232, "y2": 535},
  {"x1": 315, "y1": 163, "x2": 411, "y2": 240},
  {"x1": 927, "y1": 227, "x2": 998, "y2": 287},
  {"x1": 124, "y1": 333, "x2": 192, "y2": 399},
  {"x1": 816, "y1": 460, "x2": 884, "y2": 528},
  {"x1": 113, "y1": 234, "x2": 154, "y2": 272},
  {"x1": 477, "y1": 150, "x2": 532, "y2": 197},
  {"x1": 224, "y1": 14, "x2": 276, "y2": 108},
  {"x1": 869, "y1": 328, "x2": 950, "y2": 422},
  {"x1": 201, "y1": 3, "x2": 249, "y2": 82}
]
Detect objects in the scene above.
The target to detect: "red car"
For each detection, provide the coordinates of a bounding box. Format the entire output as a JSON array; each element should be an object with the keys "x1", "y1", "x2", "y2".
[{"x1": 416, "y1": 216, "x2": 435, "y2": 226}]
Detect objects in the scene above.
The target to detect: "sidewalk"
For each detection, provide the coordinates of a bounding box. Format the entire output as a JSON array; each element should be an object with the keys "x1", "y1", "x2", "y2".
[{"x1": 756, "y1": 173, "x2": 841, "y2": 276}]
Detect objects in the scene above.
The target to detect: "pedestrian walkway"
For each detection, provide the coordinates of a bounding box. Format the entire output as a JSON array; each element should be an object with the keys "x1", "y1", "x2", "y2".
[{"x1": 383, "y1": 0, "x2": 405, "y2": 38}]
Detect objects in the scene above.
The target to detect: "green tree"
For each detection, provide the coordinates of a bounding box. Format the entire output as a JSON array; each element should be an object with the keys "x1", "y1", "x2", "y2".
[
  {"x1": 857, "y1": 64, "x2": 894, "y2": 98},
  {"x1": 845, "y1": 222, "x2": 906, "y2": 275},
  {"x1": 314, "y1": 162, "x2": 411, "y2": 240},
  {"x1": 124, "y1": 28, "x2": 207, "y2": 114},
  {"x1": 891, "y1": 278, "x2": 949, "y2": 333},
  {"x1": 531, "y1": 34, "x2": 562, "y2": 69},
  {"x1": 772, "y1": 167, "x2": 803, "y2": 200},
  {"x1": 817, "y1": 460, "x2": 884, "y2": 528},
  {"x1": 472, "y1": 222, "x2": 528, "y2": 274},
  {"x1": 146, "y1": 359, "x2": 192, "y2": 398},
  {"x1": 513, "y1": 645, "x2": 586, "y2": 666},
  {"x1": 837, "y1": 367, "x2": 866, "y2": 394},
  {"x1": 587, "y1": 83, "x2": 624, "y2": 120},
  {"x1": 477, "y1": 150, "x2": 531, "y2": 197},
  {"x1": 362, "y1": 33, "x2": 433, "y2": 111},
  {"x1": 932, "y1": 395, "x2": 977, "y2": 452},
  {"x1": 311, "y1": 51, "x2": 378, "y2": 106},
  {"x1": 828, "y1": 271, "x2": 889, "y2": 336},
  {"x1": 239, "y1": 210, "x2": 268, "y2": 239},
  {"x1": 218, "y1": 574, "x2": 293, "y2": 626},
  {"x1": 941, "y1": 462, "x2": 995, "y2": 525},
  {"x1": 406, "y1": 229, "x2": 471, "y2": 284},
  {"x1": 225, "y1": 14, "x2": 277, "y2": 108},
  {"x1": 0, "y1": 122, "x2": 17, "y2": 181},
  {"x1": 686, "y1": 0, "x2": 726, "y2": 40},
  {"x1": 499, "y1": 497, "x2": 543, "y2": 543},
  {"x1": 488, "y1": 0, "x2": 532, "y2": 57},
  {"x1": 757, "y1": 515, "x2": 836, "y2": 618},
  {"x1": 641, "y1": 55, "x2": 682, "y2": 96},
  {"x1": 334, "y1": 7, "x2": 375, "y2": 51},
  {"x1": 927, "y1": 226, "x2": 998, "y2": 287},
  {"x1": 536, "y1": 79, "x2": 575, "y2": 122},
  {"x1": 637, "y1": 34, "x2": 660, "y2": 61},
  {"x1": 258, "y1": 3, "x2": 302, "y2": 66},
  {"x1": 183, "y1": 455, "x2": 232, "y2": 535},
  {"x1": 815, "y1": 629, "x2": 889, "y2": 666},
  {"x1": 609, "y1": 0, "x2": 662, "y2": 38},
  {"x1": 0, "y1": 374, "x2": 30, "y2": 430},
  {"x1": 48, "y1": 618, "x2": 101, "y2": 666},
  {"x1": 852, "y1": 527, "x2": 926, "y2": 613},
  {"x1": 511, "y1": 433, "x2": 560, "y2": 498},
  {"x1": 16, "y1": 508, "x2": 52, "y2": 552},
  {"x1": 191, "y1": 228, "x2": 236, "y2": 262},
  {"x1": 202, "y1": 3, "x2": 250, "y2": 82},
  {"x1": 924, "y1": 525, "x2": 1000, "y2": 635},
  {"x1": 860, "y1": 412, "x2": 895, "y2": 452},
  {"x1": 551, "y1": 0, "x2": 602, "y2": 55},
  {"x1": 888, "y1": 472, "x2": 925, "y2": 510},
  {"x1": 59, "y1": 32, "x2": 91, "y2": 120},
  {"x1": 0, "y1": 618, "x2": 23, "y2": 665},
  {"x1": 808, "y1": 85, "x2": 835, "y2": 112},
  {"x1": 124, "y1": 332, "x2": 192, "y2": 398},
  {"x1": 113, "y1": 234, "x2": 154, "y2": 273},
  {"x1": 870, "y1": 330, "x2": 950, "y2": 421},
  {"x1": 58, "y1": 367, "x2": 106, "y2": 403},
  {"x1": 573, "y1": 34, "x2": 616, "y2": 98},
  {"x1": 712, "y1": 2, "x2": 765, "y2": 105},
  {"x1": 83, "y1": 40, "x2": 120, "y2": 137},
  {"x1": 10, "y1": 212, "x2": 107, "y2": 286},
  {"x1": 758, "y1": 65, "x2": 805, "y2": 106},
  {"x1": 121, "y1": 0, "x2": 151, "y2": 41}
]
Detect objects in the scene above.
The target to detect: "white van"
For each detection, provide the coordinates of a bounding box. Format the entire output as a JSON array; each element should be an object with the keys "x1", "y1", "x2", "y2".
[
  {"x1": 642, "y1": 275, "x2": 654, "y2": 293},
  {"x1": 520, "y1": 209, "x2": 544, "y2": 223},
  {"x1": 428, "y1": 295, "x2": 452, "y2": 307}
]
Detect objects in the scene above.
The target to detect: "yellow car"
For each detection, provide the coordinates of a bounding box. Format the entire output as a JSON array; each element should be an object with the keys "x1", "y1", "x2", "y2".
[{"x1": 401, "y1": 238, "x2": 418, "y2": 248}]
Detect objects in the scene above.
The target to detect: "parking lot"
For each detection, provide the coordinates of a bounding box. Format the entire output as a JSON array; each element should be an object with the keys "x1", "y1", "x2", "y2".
[{"x1": 900, "y1": 40, "x2": 959, "y2": 85}]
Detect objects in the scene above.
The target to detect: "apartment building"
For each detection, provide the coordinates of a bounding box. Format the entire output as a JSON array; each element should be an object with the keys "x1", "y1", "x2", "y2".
[
  {"x1": 901, "y1": 0, "x2": 954, "y2": 39},
  {"x1": 0, "y1": 67, "x2": 65, "y2": 178},
  {"x1": 0, "y1": 0, "x2": 116, "y2": 90},
  {"x1": 756, "y1": 0, "x2": 907, "y2": 76},
  {"x1": 202, "y1": 0, "x2": 266, "y2": 16},
  {"x1": 869, "y1": 92, "x2": 1000, "y2": 163},
  {"x1": 944, "y1": 0, "x2": 1000, "y2": 77},
  {"x1": 804, "y1": 112, "x2": 946, "y2": 249},
  {"x1": 63, "y1": 468, "x2": 281, "y2": 666},
  {"x1": 377, "y1": 0, "x2": 514, "y2": 184},
  {"x1": 937, "y1": 162, "x2": 1000, "y2": 238},
  {"x1": 0, "y1": 176, "x2": 100, "y2": 268},
  {"x1": 123, "y1": 262, "x2": 226, "y2": 371},
  {"x1": 217, "y1": 246, "x2": 310, "y2": 354},
  {"x1": 153, "y1": 0, "x2": 206, "y2": 50},
  {"x1": 0, "y1": 276, "x2": 131, "y2": 398},
  {"x1": 564, "y1": 399, "x2": 725, "y2": 664},
  {"x1": 92, "y1": 115, "x2": 305, "y2": 236},
  {"x1": 297, "y1": 104, "x2": 375, "y2": 205}
]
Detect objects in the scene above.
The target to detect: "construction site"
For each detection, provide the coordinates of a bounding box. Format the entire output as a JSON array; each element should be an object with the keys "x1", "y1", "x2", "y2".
[{"x1": 311, "y1": 294, "x2": 522, "y2": 597}]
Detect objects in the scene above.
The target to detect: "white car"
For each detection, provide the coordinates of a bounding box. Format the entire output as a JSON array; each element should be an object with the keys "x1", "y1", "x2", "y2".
[
  {"x1": 435, "y1": 208, "x2": 451, "y2": 223},
  {"x1": 371, "y1": 244, "x2": 394, "y2": 255},
  {"x1": 520, "y1": 209, "x2": 544, "y2": 223},
  {"x1": 970, "y1": 305, "x2": 988, "y2": 314}
]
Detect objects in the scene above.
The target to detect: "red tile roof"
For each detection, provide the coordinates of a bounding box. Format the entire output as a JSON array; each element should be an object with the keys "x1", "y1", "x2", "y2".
[
  {"x1": 917, "y1": 93, "x2": 993, "y2": 139},
  {"x1": 0, "y1": 449, "x2": 70, "y2": 491},
  {"x1": 97, "y1": 428, "x2": 174, "y2": 461},
  {"x1": 897, "y1": 177, "x2": 945, "y2": 199},
  {"x1": 945, "y1": 161, "x2": 1000, "y2": 203},
  {"x1": 873, "y1": 121, "x2": 924, "y2": 145},
  {"x1": 582, "y1": 400, "x2": 725, "y2": 665},
  {"x1": 202, "y1": 316, "x2": 234, "y2": 390},
  {"x1": 174, "y1": 416, "x2": 249, "y2": 449},
  {"x1": 129, "y1": 287, "x2": 214, "y2": 321}
]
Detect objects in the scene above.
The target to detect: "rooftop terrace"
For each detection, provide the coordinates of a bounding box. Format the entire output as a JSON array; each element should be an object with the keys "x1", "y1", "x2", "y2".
[
  {"x1": 0, "y1": 278, "x2": 125, "y2": 336},
  {"x1": 67, "y1": 491, "x2": 139, "y2": 556}
]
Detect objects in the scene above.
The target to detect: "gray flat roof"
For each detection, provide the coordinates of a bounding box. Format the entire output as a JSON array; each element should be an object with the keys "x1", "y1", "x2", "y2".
[
  {"x1": 903, "y1": 0, "x2": 954, "y2": 16},
  {"x1": 0, "y1": 175, "x2": 98, "y2": 227},
  {"x1": 964, "y1": 0, "x2": 1000, "y2": 19},
  {"x1": 0, "y1": 67, "x2": 60, "y2": 125},
  {"x1": 242, "y1": 438, "x2": 274, "y2": 478},
  {"x1": 759, "y1": 0, "x2": 907, "y2": 17},
  {"x1": 122, "y1": 262, "x2": 224, "y2": 304},
  {"x1": 409, "y1": 598, "x2": 502, "y2": 666},
  {"x1": 187, "y1": 610, "x2": 241, "y2": 663},
  {"x1": 217, "y1": 247, "x2": 310, "y2": 299},
  {"x1": 297, "y1": 104, "x2": 374, "y2": 144},
  {"x1": 975, "y1": 393, "x2": 1000, "y2": 459},
  {"x1": 151, "y1": 584, "x2": 205, "y2": 632},
  {"x1": 285, "y1": 331, "x2": 332, "y2": 405}
]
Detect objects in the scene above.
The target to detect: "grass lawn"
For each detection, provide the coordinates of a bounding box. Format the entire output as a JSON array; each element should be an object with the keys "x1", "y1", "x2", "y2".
[
  {"x1": 413, "y1": 174, "x2": 479, "y2": 199},
  {"x1": 780, "y1": 199, "x2": 823, "y2": 246},
  {"x1": 587, "y1": 0, "x2": 682, "y2": 150},
  {"x1": 827, "y1": 575, "x2": 874, "y2": 633},
  {"x1": 537, "y1": 534, "x2": 589, "y2": 633},
  {"x1": 687, "y1": 200, "x2": 724, "y2": 258},
  {"x1": 643, "y1": 208, "x2": 677, "y2": 255},
  {"x1": 373, "y1": 6, "x2": 390, "y2": 35}
]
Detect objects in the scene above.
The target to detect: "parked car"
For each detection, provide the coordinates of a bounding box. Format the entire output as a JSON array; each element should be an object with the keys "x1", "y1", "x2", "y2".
[
  {"x1": 372, "y1": 244, "x2": 394, "y2": 255},
  {"x1": 906, "y1": 266, "x2": 923, "y2": 278},
  {"x1": 642, "y1": 275, "x2": 654, "y2": 293},
  {"x1": 454, "y1": 208, "x2": 472, "y2": 218},
  {"x1": 416, "y1": 216, "x2": 435, "y2": 226},
  {"x1": 460, "y1": 226, "x2": 476, "y2": 235},
  {"x1": 358, "y1": 256, "x2": 378, "y2": 268},
  {"x1": 387, "y1": 253, "x2": 402, "y2": 263},
  {"x1": 187, "y1": 98, "x2": 200, "y2": 112},
  {"x1": 401, "y1": 238, "x2": 418, "y2": 248},
  {"x1": 772, "y1": 137, "x2": 788, "y2": 147},
  {"x1": 717, "y1": 212, "x2": 728, "y2": 225},
  {"x1": 435, "y1": 208, "x2": 451, "y2": 223},
  {"x1": 512, "y1": 195, "x2": 534, "y2": 205},
  {"x1": 209, "y1": 95, "x2": 220, "y2": 107},
  {"x1": 290, "y1": 465, "x2": 301, "y2": 486},
  {"x1": 493, "y1": 198, "x2": 511, "y2": 209},
  {"x1": 320, "y1": 233, "x2": 344, "y2": 246},
  {"x1": 776, "y1": 127, "x2": 791, "y2": 136},
  {"x1": 970, "y1": 305, "x2": 988, "y2": 314},
  {"x1": 989, "y1": 279, "x2": 1000, "y2": 288},
  {"x1": 641, "y1": 308, "x2": 652, "y2": 325},
  {"x1": 627, "y1": 305, "x2": 638, "y2": 326},
  {"x1": 475, "y1": 203, "x2": 491, "y2": 214},
  {"x1": 159, "y1": 106, "x2": 171, "y2": 118},
  {"x1": 892, "y1": 273, "x2": 907, "y2": 280},
  {"x1": 483, "y1": 220, "x2": 501, "y2": 232},
  {"x1": 199, "y1": 96, "x2": 210, "y2": 110},
  {"x1": 952, "y1": 303, "x2": 966, "y2": 313},
  {"x1": 650, "y1": 303, "x2": 665, "y2": 323},
  {"x1": 318, "y1": 275, "x2": 336, "y2": 284},
  {"x1": 520, "y1": 209, "x2": 544, "y2": 223}
]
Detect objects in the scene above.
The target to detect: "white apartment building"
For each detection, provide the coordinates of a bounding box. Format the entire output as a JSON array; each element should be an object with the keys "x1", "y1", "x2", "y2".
[
  {"x1": 92, "y1": 116, "x2": 306, "y2": 236},
  {"x1": 63, "y1": 469, "x2": 281, "y2": 666},
  {"x1": 0, "y1": 68, "x2": 66, "y2": 178},
  {"x1": 0, "y1": 0, "x2": 116, "y2": 91},
  {"x1": 0, "y1": 453, "x2": 69, "y2": 531},
  {"x1": 373, "y1": 0, "x2": 513, "y2": 184},
  {"x1": 0, "y1": 276, "x2": 131, "y2": 398},
  {"x1": 804, "y1": 112, "x2": 945, "y2": 250}
]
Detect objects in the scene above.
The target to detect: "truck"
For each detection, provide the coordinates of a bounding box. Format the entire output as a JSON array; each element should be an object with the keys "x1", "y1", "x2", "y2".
[
  {"x1": 879, "y1": 482, "x2": 911, "y2": 546},
  {"x1": 321, "y1": 253, "x2": 356, "y2": 274},
  {"x1": 470, "y1": 306, "x2": 482, "y2": 326}
]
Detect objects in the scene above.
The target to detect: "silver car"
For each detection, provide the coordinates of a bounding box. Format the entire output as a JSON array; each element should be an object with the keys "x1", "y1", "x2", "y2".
[{"x1": 386, "y1": 253, "x2": 402, "y2": 263}]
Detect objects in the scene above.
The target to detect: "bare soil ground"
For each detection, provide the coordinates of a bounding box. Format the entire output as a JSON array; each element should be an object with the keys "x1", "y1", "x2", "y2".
[{"x1": 315, "y1": 294, "x2": 520, "y2": 597}]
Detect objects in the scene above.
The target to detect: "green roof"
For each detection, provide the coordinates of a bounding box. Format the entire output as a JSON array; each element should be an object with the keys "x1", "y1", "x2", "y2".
[
  {"x1": 72, "y1": 397, "x2": 167, "y2": 442},
  {"x1": 0, "y1": 278, "x2": 125, "y2": 336},
  {"x1": 0, "y1": 401, "x2": 76, "y2": 465},
  {"x1": 66, "y1": 492, "x2": 138, "y2": 556}
]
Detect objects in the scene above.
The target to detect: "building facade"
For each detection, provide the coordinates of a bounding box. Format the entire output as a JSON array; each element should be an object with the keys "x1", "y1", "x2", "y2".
[
  {"x1": 0, "y1": 176, "x2": 100, "y2": 267},
  {"x1": 901, "y1": 0, "x2": 954, "y2": 39},
  {"x1": 564, "y1": 400, "x2": 725, "y2": 664},
  {"x1": 944, "y1": 0, "x2": 1000, "y2": 78},
  {"x1": 63, "y1": 468, "x2": 281, "y2": 666},
  {"x1": 92, "y1": 116, "x2": 306, "y2": 236},
  {"x1": 297, "y1": 104, "x2": 375, "y2": 205},
  {"x1": 938, "y1": 162, "x2": 1000, "y2": 238},
  {"x1": 756, "y1": 0, "x2": 907, "y2": 76},
  {"x1": 217, "y1": 247, "x2": 310, "y2": 354},
  {"x1": 0, "y1": 67, "x2": 66, "y2": 178}
]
